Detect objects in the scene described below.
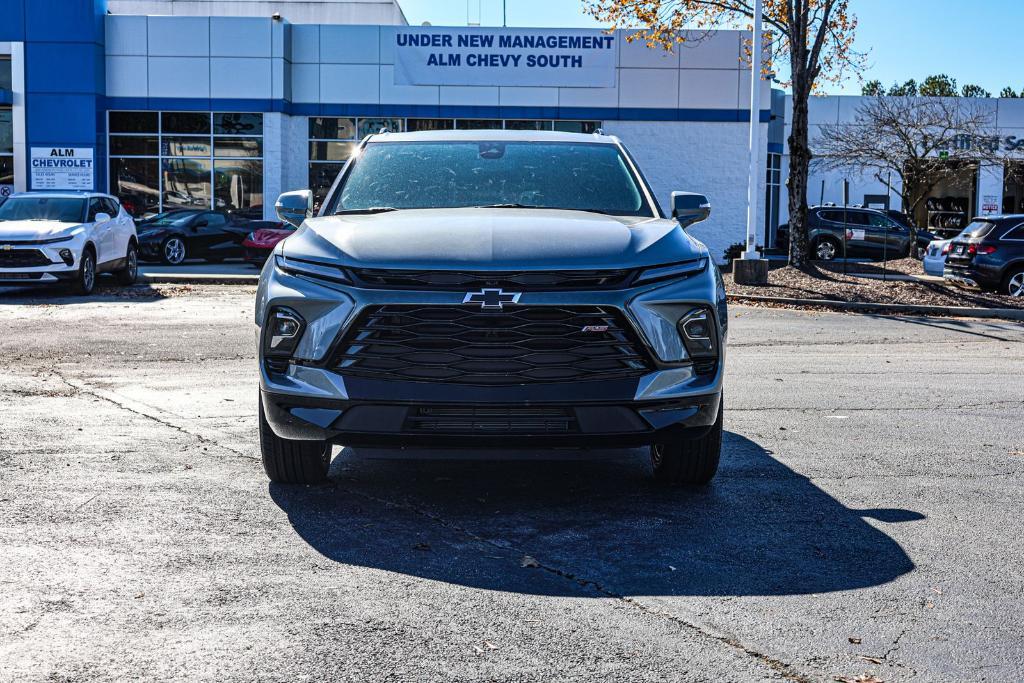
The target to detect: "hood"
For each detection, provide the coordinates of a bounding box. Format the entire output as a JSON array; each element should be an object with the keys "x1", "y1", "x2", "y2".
[
  {"x1": 0, "y1": 220, "x2": 83, "y2": 241},
  {"x1": 282, "y1": 208, "x2": 705, "y2": 270}
]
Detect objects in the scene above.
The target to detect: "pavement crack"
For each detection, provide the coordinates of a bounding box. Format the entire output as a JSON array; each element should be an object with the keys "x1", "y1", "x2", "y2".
[
  {"x1": 338, "y1": 484, "x2": 813, "y2": 683},
  {"x1": 51, "y1": 371, "x2": 255, "y2": 462}
]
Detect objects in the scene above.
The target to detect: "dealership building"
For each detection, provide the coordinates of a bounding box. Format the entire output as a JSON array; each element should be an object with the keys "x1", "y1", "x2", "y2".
[{"x1": 2, "y1": 0, "x2": 1016, "y2": 261}]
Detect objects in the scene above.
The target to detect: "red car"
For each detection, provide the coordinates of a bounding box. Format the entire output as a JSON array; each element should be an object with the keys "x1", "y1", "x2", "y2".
[{"x1": 242, "y1": 221, "x2": 294, "y2": 265}]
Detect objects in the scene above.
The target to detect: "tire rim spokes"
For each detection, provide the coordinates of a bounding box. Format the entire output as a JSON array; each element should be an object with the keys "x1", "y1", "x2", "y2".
[{"x1": 1010, "y1": 273, "x2": 1024, "y2": 297}]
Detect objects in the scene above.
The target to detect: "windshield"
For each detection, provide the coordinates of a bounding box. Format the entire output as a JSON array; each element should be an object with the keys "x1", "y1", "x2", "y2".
[
  {"x1": 330, "y1": 141, "x2": 653, "y2": 217},
  {"x1": 140, "y1": 211, "x2": 199, "y2": 227},
  {"x1": 0, "y1": 196, "x2": 86, "y2": 223},
  {"x1": 958, "y1": 220, "x2": 995, "y2": 240}
]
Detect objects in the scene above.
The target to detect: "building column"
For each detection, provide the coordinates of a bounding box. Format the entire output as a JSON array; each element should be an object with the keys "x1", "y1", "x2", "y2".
[
  {"x1": 11, "y1": 41, "x2": 26, "y2": 193},
  {"x1": 976, "y1": 162, "x2": 1004, "y2": 217},
  {"x1": 263, "y1": 113, "x2": 285, "y2": 221}
]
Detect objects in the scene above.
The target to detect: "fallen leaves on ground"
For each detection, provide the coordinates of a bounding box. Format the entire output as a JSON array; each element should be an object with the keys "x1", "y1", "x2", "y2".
[
  {"x1": 725, "y1": 262, "x2": 1024, "y2": 310},
  {"x1": 834, "y1": 676, "x2": 884, "y2": 683}
]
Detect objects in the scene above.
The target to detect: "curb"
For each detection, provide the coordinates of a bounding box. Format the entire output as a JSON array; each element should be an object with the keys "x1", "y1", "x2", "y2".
[
  {"x1": 727, "y1": 293, "x2": 1024, "y2": 321},
  {"x1": 139, "y1": 273, "x2": 259, "y2": 285}
]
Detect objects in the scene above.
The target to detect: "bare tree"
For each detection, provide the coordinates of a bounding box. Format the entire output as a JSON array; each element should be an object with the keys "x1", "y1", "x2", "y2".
[
  {"x1": 583, "y1": 0, "x2": 862, "y2": 267},
  {"x1": 814, "y1": 96, "x2": 1006, "y2": 237}
]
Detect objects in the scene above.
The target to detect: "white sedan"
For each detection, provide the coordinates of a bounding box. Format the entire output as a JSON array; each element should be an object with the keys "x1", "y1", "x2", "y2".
[
  {"x1": 923, "y1": 238, "x2": 951, "y2": 277},
  {"x1": 0, "y1": 191, "x2": 138, "y2": 295}
]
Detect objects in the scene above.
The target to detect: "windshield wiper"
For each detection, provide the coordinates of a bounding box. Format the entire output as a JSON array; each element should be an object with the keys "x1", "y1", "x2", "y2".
[{"x1": 335, "y1": 207, "x2": 399, "y2": 215}]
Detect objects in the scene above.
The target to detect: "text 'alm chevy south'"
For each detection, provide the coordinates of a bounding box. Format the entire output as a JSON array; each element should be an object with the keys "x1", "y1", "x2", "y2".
[{"x1": 255, "y1": 130, "x2": 727, "y2": 486}]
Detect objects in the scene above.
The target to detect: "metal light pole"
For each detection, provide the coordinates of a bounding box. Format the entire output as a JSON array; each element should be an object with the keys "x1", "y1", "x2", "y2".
[{"x1": 734, "y1": 0, "x2": 769, "y2": 284}]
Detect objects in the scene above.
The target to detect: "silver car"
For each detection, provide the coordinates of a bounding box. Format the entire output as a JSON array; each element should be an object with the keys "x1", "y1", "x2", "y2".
[
  {"x1": 923, "y1": 238, "x2": 951, "y2": 276},
  {"x1": 255, "y1": 130, "x2": 727, "y2": 487}
]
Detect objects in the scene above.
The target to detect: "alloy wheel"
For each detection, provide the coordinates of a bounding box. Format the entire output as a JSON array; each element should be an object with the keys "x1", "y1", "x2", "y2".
[
  {"x1": 127, "y1": 247, "x2": 138, "y2": 279},
  {"x1": 82, "y1": 253, "x2": 95, "y2": 291},
  {"x1": 816, "y1": 241, "x2": 837, "y2": 261},
  {"x1": 164, "y1": 238, "x2": 186, "y2": 265},
  {"x1": 1009, "y1": 272, "x2": 1024, "y2": 297}
]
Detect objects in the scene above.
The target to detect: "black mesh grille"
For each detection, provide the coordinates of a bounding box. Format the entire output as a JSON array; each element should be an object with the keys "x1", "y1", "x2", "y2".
[
  {"x1": 350, "y1": 268, "x2": 634, "y2": 291},
  {"x1": 0, "y1": 250, "x2": 51, "y2": 268},
  {"x1": 334, "y1": 305, "x2": 653, "y2": 386},
  {"x1": 405, "y1": 406, "x2": 578, "y2": 433}
]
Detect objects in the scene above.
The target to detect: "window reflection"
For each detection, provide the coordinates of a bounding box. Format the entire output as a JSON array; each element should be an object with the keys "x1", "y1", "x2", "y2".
[
  {"x1": 309, "y1": 117, "x2": 356, "y2": 140},
  {"x1": 214, "y1": 113, "x2": 262, "y2": 136},
  {"x1": 309, "y1": 162, "x2": 344, "y2": 213},
  {"x1": 215, "y1": 159, "x2": 263, "y2": 219},
  {"x1": 0, "y1": 109, "x2": 12, "y2": 154},
  {"x1": 110, "y1": 158, "x2": 160, "y2": 217},
  {"x1": 162, "y1": 112, "x2": 210, "y2": 135},
  {"x1": 162, "y1": 137, "x2": 212, "y2": 157},
  {"x1": 214, "y1": 137, "x2": 262, "y2": 158},
  {"x1": 162, "y1": 158, "x2": 212, "y2": 211}
]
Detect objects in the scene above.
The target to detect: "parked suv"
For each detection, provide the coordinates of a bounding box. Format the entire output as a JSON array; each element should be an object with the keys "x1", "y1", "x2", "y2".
[
  {"x1": 944, "y1": 216, "x2": 1024, "y2": 296},
  {"x1": 776, "y1": 206, "x2": 913, "y2": 260},
  {"x1": 256, "y1": 130, "x2": 727, "y2": 486},
  {"x1": 0, "y1": 191, "x2": 138, "y2": 294}
]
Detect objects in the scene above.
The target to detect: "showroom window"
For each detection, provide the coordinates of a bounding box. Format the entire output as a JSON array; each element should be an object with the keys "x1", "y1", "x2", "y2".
[
  {"x1": 307, "y1": 117, "x2": 600, "y2": 210},
  {"x1": 108, "y1": 111, "x2": 264, "y2": 219},
  {"x1": 0, "y1": 106, "x2": 12, "y2": 198}
]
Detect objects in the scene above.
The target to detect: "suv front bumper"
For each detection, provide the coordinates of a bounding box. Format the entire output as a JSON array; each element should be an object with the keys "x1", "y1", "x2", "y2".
[{"x1": 256, "y1": 257, "x2": 726, "y2": 448}]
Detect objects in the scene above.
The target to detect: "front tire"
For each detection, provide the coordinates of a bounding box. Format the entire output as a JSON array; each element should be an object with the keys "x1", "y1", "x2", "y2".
[
  {"x1": 72, "y1": 248, "x2": 96, "y2": 295},
  {"x1": 650, "y1": 400, "x2": 723, "y2": 486},
  {"x1": 259, "y1": 397, "x2": 330, "y2": 484},
  {"x1": 161, "y1": 237, "x2": 187, "y2": 265},
  {"x1": 115, "y1": 242, "x2": 139, "y2": 285}
]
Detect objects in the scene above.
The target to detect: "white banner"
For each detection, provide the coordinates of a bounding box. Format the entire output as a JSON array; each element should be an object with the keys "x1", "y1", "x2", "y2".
[
  {"x1": 30, "y1": 147, "x2": 94, "y2": 191},
  {"x1": 394, "y1": 27, "x2": 616, "y2": 88}
]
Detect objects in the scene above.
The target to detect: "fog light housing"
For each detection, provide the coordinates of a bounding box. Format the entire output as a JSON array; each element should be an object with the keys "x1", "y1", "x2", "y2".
[
  {"x1": 678, "y1": 308, "x2": 718, "y2": 369},
  {"x1": 59, "y1": 249, "x2": 74, "y2": 266},
  {"x1": 264, "y1": 307, "x2": 305, "y2": 357}
]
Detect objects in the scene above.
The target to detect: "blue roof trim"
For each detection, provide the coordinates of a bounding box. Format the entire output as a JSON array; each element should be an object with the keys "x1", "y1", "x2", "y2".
[
  {"x1": 105, "y1": 97, "x2": 773, "y2": 124},
  {"x1": 0, "y1": 89, "x2": 12, "y2": 106},
  {"x1": 767, "y1": 142, "x2": 784, "y2": 154}
]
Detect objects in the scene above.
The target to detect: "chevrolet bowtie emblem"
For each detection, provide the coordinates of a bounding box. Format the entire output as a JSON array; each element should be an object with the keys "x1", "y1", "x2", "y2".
[{"x1": 463, "y1": 288, "x2": 521, "y2": 311}]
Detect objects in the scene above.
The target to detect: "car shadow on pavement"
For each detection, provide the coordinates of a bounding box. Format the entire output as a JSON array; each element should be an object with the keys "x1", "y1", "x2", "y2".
[
  {"x1": 0, "y1": 282, "x2": 171, "y2": 304},
  {"x1": 269, "y1": 431, "x2": 921, "y2": 597}
]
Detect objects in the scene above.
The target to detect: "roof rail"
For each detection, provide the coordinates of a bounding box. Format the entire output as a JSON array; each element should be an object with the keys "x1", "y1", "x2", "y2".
[
  {"x1": 378, "y1": 127, "x2": 391, "y2": 135},
  {"x1": 592, "y1": 128, "x2": 605, "y2": 136}
]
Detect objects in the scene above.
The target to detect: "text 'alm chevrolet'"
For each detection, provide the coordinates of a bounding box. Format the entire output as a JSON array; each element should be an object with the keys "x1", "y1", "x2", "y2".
[{"x1": 256, "y1": 130, "x2": 727, "y2": 485}]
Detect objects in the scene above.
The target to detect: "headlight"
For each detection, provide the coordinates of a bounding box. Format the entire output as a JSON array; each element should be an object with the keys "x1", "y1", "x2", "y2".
[
  {"x1": 275, "y1": 254, "x2": 350, "y2": 284},
  {"x1": 634, "y1": 258, "x2": 707, "y2": 286}
]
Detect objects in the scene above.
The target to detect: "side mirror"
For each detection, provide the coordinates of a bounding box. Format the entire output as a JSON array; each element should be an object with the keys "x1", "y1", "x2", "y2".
[
  {"x1": 671, "y1": 191, "x2": 711, "y2": 228},
  {"x1": 276, "y1": 190, "x2": 314, "y2": 228},
  {"x1": 94, "y1": 212, "x2": 112, "y2": 223}
]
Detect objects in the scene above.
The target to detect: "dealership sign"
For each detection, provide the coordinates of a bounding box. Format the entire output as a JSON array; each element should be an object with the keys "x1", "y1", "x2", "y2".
[
  {"x1": 30, "y1": 147, "x2": 94, "y2": 190},
  {"x1": 394, "y1": 28, "x2": 616, "y2": 88},
  {"x1": 930, "y1": 133, "x2": 1024, "y2": 154}
]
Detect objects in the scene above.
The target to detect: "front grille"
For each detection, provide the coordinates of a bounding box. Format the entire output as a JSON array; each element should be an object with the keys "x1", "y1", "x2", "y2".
[
  {"x1": 334, "y1": 305, "x2": 653, "y2": 386},
  {"x1": 350, "y1": 268, "x2": 634, "y2": 290},
  {"x1": 405, "y1": 406, "x2": 578, "y2": 433},
  {"x1": 0, "y1": 272, "x2": 44, "y2": 280},
  {"x1": 0, "y1": 250, "x2": 51, "y2": 268}
]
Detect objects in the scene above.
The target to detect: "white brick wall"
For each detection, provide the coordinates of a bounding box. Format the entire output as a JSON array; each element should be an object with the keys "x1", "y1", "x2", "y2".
[{"x1": 605, "y1": 121, "x2": 767, "y2": 262}]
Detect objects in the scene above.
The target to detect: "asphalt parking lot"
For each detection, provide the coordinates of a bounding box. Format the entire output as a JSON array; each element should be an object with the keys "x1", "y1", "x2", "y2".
[{"x1": 1, "y1": 284, "x2": 1023, "y2": 682}]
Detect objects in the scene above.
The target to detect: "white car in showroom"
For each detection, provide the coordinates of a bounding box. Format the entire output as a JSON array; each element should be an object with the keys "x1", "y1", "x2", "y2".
[{"x1": 0, "y1": 191, "x2": 138, "y2": 294}]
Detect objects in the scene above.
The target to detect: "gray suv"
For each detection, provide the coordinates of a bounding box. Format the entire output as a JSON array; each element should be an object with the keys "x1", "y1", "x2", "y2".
[{"x1": 255, "y1": 130, "x2": 727, "y2": 486}]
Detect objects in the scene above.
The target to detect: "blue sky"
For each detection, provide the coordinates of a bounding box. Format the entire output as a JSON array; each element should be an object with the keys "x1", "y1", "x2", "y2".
[{"x1": 397, "y1": 0, "x2": 1024, "y2": 96}]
